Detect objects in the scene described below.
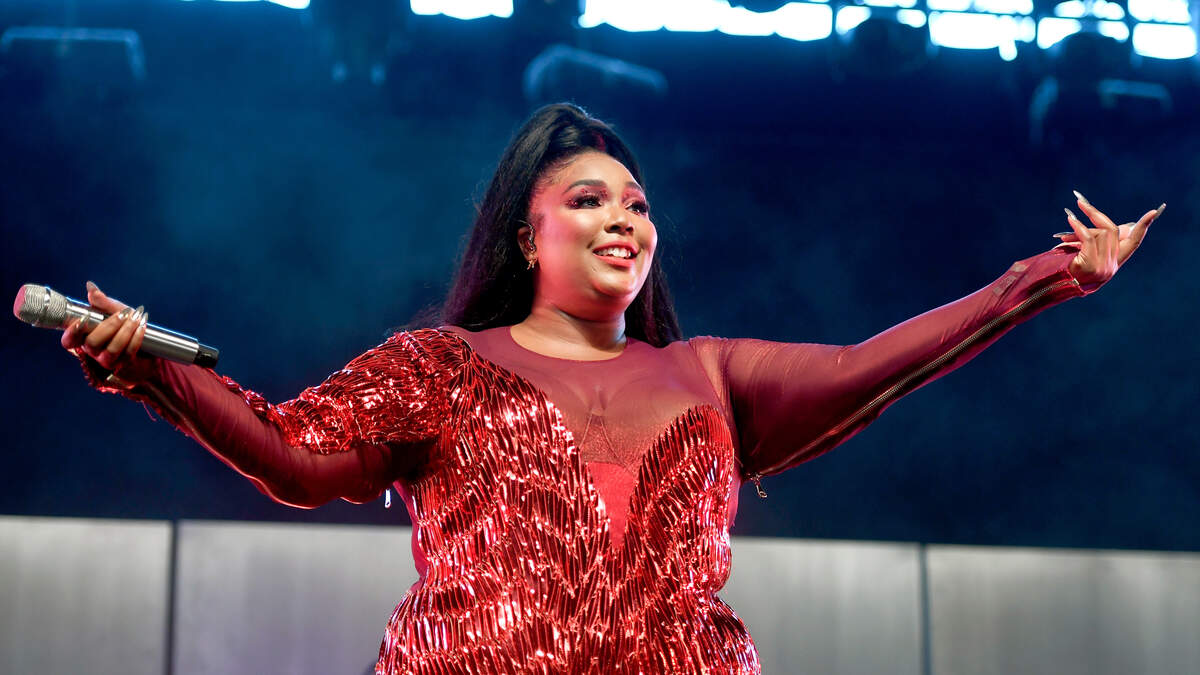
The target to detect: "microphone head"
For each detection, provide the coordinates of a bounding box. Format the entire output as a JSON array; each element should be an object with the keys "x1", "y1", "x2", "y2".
[{"x1": 14, "y1": 284, "x2": 68, "y2": 328}]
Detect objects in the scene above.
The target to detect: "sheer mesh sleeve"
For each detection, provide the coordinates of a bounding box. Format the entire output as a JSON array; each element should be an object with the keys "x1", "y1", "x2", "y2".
[
  {"x1": 691, "y1": 247, "x2": 1091, "y2": 479},
  {"x1": 78, "y1": 328, "x2": 464, "y2": 507}
]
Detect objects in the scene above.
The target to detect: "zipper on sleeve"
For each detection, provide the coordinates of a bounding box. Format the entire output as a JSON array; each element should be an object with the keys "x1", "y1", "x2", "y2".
[{"x1": 757, "y1": 276, "x2": 1081, "y2": 476}]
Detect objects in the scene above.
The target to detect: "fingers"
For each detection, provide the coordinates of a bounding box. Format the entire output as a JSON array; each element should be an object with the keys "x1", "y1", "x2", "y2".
[
  {"x1": 1075, "y1": 190, "x2": 1124, "y2": 265},
  {"x1": 1117, "y1": 204, "x2": 1165, "y2": 265},
  {"x1": 1063, "y1": 207, "x2": 1091, "y2": 241},
  {"x1": 85, "y1": 281, "x2": 127, "y2": 315},
  {"x1": 1074, "y1": 191, "x2": 1120, "y2": 233},
  {"x1": 83, "y1": 306, "x2": 131, "y2": 366},
  {"x1": 64, "y1": 282, "x2": 153, "y2": 381},
  {"x1": 61, "y1": 314, "x2": 90, "y2": 351},
  {"x1": 1057, "y1": 223, "x2": 1135, "y2": 243},
  {"x1": 1059, "y1": 193, "x2": 1164, "y2": 286},
  {"x1": 1057, "y1": 210, "x2": 1158, "y2": 243},
  {"x1": 126, "y1": 311, "x2": 148, "y2": 357},
  {"x1": 106, "y1": 306, "x2": 145, "y2": 362}
]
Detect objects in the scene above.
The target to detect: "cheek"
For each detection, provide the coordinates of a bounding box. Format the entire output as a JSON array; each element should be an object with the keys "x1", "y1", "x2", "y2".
[
  {"x1": 642, "y1": 225, "x2": 659, "y2": 263},
  {"x1": 548, "y1": 211, "x2": 600, "y2": 245}
]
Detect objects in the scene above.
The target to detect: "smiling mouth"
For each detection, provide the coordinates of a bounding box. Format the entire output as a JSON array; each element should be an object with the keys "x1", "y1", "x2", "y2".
[{"x1": 593, "y1": 246, "x2": 635, "y2": 259}]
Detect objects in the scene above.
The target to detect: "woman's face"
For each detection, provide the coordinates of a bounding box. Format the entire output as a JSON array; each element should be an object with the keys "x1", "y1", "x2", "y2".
[{"x1": 523, "y1": 151, "x2": 657, "y2": 321}]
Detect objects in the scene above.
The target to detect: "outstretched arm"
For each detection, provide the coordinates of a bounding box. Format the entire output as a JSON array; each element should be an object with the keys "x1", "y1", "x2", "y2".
[
  {"x1": 696, "y1": 196, "x2": 1163, "y2": 479},
  {"x1": 63, "y1": 284, "x2": 458, "y2": 507}
]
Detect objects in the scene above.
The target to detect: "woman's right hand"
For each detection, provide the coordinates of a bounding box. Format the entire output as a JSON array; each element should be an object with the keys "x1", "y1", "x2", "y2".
[{"x1": 62, "y1": 281, "x2": 155, "y2": 385}]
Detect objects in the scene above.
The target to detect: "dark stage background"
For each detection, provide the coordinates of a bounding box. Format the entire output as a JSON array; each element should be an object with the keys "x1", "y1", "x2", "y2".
[{"x1": 2, "y1": 0, "x2": 1197, "y2": 551}]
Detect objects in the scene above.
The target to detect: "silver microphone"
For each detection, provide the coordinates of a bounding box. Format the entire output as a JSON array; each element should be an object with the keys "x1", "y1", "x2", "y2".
[{"x1": 13, "y1": 283, "x2": 219, "y2": 367}]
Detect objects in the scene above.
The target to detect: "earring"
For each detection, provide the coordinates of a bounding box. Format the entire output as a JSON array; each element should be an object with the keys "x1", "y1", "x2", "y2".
[{"x1": 523, "y1": 221, "x2": 537, "y2": 270}]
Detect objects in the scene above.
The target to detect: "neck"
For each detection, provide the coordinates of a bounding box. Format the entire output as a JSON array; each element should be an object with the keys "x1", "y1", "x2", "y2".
[{"x1": 512, "y1": 301, "x2": 628, "y2": 357}]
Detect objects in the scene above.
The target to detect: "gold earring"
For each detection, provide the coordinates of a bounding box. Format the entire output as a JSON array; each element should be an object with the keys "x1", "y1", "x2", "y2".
[{"x1": 527, "y1": 257, "x2": 537, "y2": 270}]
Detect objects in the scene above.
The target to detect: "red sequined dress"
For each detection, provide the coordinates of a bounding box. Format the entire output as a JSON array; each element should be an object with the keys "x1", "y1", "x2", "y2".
[{"x1": 86, "y1": 248, "x2": 1093, "y2": 674}]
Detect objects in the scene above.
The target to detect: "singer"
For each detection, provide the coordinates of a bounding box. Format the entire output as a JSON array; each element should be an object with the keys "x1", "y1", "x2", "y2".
[{"x1": 58, "y1": 104, "x2": 1161, "y2": 674}]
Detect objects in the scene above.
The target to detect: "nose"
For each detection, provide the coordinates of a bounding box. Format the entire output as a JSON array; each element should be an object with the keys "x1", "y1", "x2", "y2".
[{"x1": 606, "y1": 208, "x2": 634, "y2": 234}]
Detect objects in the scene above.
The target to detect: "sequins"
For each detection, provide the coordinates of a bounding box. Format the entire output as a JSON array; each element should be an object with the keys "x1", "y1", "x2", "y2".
[
  {"x1": 218, "y1": 330, "x2": 459, "y2": 457},
  {"x1": 120, "y1": 327, "x2": 759, "y2": 673},
  {"x1": 377, "y1": 334, "x2": 759, "y2": 674}
]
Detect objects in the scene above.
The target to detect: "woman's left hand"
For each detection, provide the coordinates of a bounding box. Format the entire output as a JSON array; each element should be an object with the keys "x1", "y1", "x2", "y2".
[{"x1": 1060, "y1": 191, "x2": 1164, "y2": 287}]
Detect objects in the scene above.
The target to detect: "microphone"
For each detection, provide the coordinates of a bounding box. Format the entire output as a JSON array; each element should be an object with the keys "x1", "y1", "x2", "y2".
[{"x1": 13, "y1": 284, "x2": 219, "y2": 368}]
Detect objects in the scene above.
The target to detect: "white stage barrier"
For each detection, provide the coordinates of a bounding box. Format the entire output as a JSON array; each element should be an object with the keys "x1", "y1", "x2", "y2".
[
  {"x1": 0, "y1": 515, "x2": 171, "y2": 675},
  {"x1": 172, "y1": 520, "x2": 417, "y2": 675},
  {"x1": 927, "y1": 545, "x2": 1200, "y2": 675},
  {"x1": 724, "y1": 537, "x2": 922, "y2": 675},
  {"x1": 2, "y1": 516, "x2": 1198, "y2": 674}
]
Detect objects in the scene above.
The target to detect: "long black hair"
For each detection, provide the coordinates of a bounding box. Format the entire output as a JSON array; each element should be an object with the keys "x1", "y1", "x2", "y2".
[{"x1": 440, "y1": 103, "x2": 681, "y2": 346}]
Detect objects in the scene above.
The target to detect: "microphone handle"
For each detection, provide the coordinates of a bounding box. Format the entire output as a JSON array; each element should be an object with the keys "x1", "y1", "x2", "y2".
[{"x1": 65, "y1": 300, "x2": 219, "y2": 368}]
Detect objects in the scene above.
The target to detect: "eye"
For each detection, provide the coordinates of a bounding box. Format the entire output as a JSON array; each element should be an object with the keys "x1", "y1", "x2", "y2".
[
  {"x1": 569, "y1": 193, "x2": 602, "y2": 208},
  {"x1": 628, "y1": 200, "x2": 650, "y2": 216}
]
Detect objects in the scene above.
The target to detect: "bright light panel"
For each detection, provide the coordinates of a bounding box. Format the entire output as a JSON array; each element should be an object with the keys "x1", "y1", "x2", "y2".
[
  {"x1": 1093, "y1": 0, "x2": 1126, "y2": 20},
  {"x1": 974, "y1": 0, "x2": 1034, "y2": 15},
  {"x1": 1054, "y1": 1, "x2": 1085, "y2": 17},
  {"x1": 1128, "y1": 0, "x2": 1191, "y2": 23},
  {"x1": 1097, "y1": 20, "x2": 1130, "y2": 41},
  {"x1": 771, "y1": 4, "x2": 834, "y2": 41},
  {"x1": 863, "y1": 0, "x2": 918, "y2": 8},
  {"x1": 929, "y1": 12, "x2": 1026, "y2": 49},
  {"x1": 719, "y1": 5, "x2": 776, "y2": 36},
  {"x1": 1036, "y1": 16, "x2": 1080, "y2": 48},
  {"x1": 897, "y1": 9, "x2": 928, "y2": 28},
  {"x1": 579, "y1": 1, "x2": 832, "y2": 42},
  {"x1": 836, "y1": 6, "x2": 871, "y2": 35},
  {"x1": 1133, "y1": 22, "x2": 1198, "y2": 58},
  {"x1": 410, "y1": 0, "x2": 513, "y2": 20},
  {"x1": 179, "y1": 0, "x2": 310, "y2": 7},
  {"x1": 1054, "y1": 0, "x2": 1126, "y2": 19},
  {"x1": 419, "y1": 0, "x2": 1200, "y2": 65},
  {"x1": 926, "y1": 0, "x2": 972, "y2": 11},
  {"x1": 662, "y1": 0, "x2": 726, "y2": 32}
]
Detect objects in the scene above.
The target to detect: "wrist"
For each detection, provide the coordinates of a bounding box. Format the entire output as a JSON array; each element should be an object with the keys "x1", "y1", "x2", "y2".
[
  {"x1": 1064, "y1": 253, "x2": 1106, "y2": 295},
  {"x1": 73, "y1": 350, "x2": 158, "y2": 395}
]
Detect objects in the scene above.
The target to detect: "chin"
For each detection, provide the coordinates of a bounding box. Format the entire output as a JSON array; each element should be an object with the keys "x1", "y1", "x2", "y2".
[{"x1": 593, "y1": 281, "x2": 642, "y2": 301}]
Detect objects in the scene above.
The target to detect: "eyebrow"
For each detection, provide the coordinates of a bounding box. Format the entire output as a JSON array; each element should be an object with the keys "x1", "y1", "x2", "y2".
[{"x1": 562, "y1": 179, "x2": 645, "y2": 195}]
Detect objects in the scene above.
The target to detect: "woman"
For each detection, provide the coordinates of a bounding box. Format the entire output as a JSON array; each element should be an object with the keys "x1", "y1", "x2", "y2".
[{"x1": 63, "y1": 104, "x2": 1162, "y2": 673}]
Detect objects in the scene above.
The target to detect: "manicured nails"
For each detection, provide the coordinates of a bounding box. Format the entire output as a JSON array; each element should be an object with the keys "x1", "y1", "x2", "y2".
[
  {"x1": 139, "y1": 312, "x2": 149, "y2": 329},
  {"x1": 86, "y1": 281, "x2": 99, "y2": 293},
  {"x1": 116, "y1": 307, "x2": 132, "y2": 320},
  {"x1": 1073, "y1": 190, "x2": 1090, "y2": 206},
  {"x1": 130, "y1": 305, "x2": 145, "y2": 323},
  {"x1": 1053, "y1": 232, "x2": 1072, "y2": 238},
  {"x1": 1155, "y1": 203, "x2": 1167, "y2": 217},
  {"x1": 1063, "y1": 207, "x2": 1079, "y2": 222}
]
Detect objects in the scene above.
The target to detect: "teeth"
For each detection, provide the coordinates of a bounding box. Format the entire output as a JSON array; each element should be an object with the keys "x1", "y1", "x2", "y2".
[{"x1": 595, "y1": 247, "x2": 632, "y2": 259}]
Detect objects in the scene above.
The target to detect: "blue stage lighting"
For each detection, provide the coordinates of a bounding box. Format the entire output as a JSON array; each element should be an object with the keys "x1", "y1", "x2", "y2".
[
  {"x1": 178, "y1": 0, "x2": 311, "y2": 9},
  {"x1": 410, "y1": 0, "x2": 513, "y2": 19}
]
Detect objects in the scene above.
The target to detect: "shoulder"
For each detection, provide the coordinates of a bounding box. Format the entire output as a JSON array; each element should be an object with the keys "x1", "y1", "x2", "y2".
[
  {"x1": 651, "y1": 337, "x2": 733, "y2": 393},
  {"x1": 370, "y1": 328, "x2": 473, "y2": 374},
  {"x1": 677, "y1": 335, "x2": 733, "y2": 367}
]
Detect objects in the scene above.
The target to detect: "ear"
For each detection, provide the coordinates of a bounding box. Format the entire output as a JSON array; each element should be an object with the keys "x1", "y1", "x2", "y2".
[{"x1": 516, "y1": 223, "x2": 535, "y2": 258}]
